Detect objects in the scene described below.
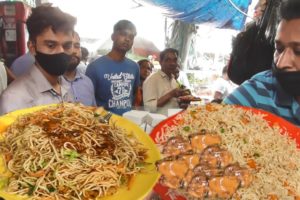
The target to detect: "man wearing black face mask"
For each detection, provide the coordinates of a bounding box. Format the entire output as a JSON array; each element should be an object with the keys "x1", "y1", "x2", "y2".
[
  {"x1": 224, "y1": 0, "x2": 300, "y2": 126},
  {"x1": 0, "y1": 5, "x2": 76, "y2": 114},
  {"x1": 63, "y1": 32, "x2": 96, "y2": 106}
]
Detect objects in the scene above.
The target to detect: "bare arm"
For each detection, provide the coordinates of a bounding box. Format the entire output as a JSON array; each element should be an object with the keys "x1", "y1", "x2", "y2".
[
  {"x1": 157, "y1": 88, "x2": 184, "y2": 107},
  {"x1": 157, "y1": 90, "x2": 175, "y2": 107}
]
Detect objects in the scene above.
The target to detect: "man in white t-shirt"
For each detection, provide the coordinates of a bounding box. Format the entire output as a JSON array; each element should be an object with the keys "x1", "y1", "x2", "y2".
[{"x1": 212, "y1": 66, "x2": 236, "y2": 102}]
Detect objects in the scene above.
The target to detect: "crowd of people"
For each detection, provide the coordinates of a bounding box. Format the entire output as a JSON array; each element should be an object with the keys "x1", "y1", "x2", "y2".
[{"x1": 0, "y1": 0, "x2": 300, "y2": 127}]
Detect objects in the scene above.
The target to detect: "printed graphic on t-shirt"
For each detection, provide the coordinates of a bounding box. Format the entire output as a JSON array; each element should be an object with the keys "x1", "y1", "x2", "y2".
[{"x1": 104, "y1": 72, "x2": 134, "y2": 109}]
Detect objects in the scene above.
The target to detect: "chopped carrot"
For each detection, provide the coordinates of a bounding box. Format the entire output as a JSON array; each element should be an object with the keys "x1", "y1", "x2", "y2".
[
  {"x1": 241, "y1": 116, "x2": 250, "y2": 124},
  {"x1": 267, "y1": 194, "x2": 279, "y2": 200},
  {"x1": 294, "y1": 196, "x2": 300, "y2": 200},
  {"x1": 28, "y1": 170, "x2": 46, "y2": 177},
  {"x1": 190, "y1": 111, "x2": 197, "y2": 119},
  {"x1": 205, "y1": 104, "x2": 217, "y2": 111},
  {"x1": 116, "y1": 163, "x2": 125, "y2": 173},
  {"x1": 232, "y1": 193, "x2": 241, "y2": 200},
  {"x1": 288, "y1": 189, "x2": 295, "y2": 196},
  {"x1": 288, "y1": 162, "x2": 297, "y2": 170},
  {"x1": 4, "y1": 152, "x2": 12, "y2": 162},
  {"x1": 127, "y1": 175, "x2": 135, "y2": 190},
  {"x1": 247, "y1": 159, "x2": 257, "y2": 169},
  {"x1": 177, "y1": 119, "x2": 185, "y2": 125},
  {"x1": 283, "y1": 181, "x2": 296, "y2": 196},
  {"x1": 272, "y1": 122, "x2": 280, "y2": 129}
]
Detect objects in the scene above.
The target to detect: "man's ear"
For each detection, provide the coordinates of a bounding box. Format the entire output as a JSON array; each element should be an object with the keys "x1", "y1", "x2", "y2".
[
  {"x1": 28, "y1": 40, "x2": 36, "y2": 56},
  {"x1": 111, "y1": 33, "x2": 115, "y2": 41}
]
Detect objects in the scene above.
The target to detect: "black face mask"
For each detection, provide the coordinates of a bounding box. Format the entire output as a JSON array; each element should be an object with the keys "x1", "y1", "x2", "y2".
[
  {"x1": 35, "y1": 51, "x2": 71, "y2": 76},
  {"x1": 273, "y1": 65, "x2": 300, "y2": 96}
]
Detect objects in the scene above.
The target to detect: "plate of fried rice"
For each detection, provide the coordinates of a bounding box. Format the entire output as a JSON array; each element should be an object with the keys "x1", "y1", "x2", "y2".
[{"x1": 150, "y1": 103, "x2": 300, "y2": 200}]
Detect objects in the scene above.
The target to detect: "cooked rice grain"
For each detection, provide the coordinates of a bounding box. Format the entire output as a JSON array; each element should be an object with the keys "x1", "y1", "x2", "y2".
[{"x1": 154, "y1": 104, "x2": 300, "y2": 199}]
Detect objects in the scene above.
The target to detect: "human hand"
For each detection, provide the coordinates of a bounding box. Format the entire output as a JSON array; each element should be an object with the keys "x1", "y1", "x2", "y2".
[
  {"x1": 177, "y1": 95, "x2": 191, "y2": 109},
  {"x1": 171, "y1": 88, "x2": 187, "y2": 98},
  {"x1": 178, "y1": 95, "x2": 201, "y2": 102},
  {"x1": 177, "y1": 95, "x2": 202, "y2": 109}
]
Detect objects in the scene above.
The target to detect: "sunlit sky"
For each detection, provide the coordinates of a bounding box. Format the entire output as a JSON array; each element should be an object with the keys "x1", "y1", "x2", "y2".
[
  {"x1": 49, "y1": 0, "x2": 166, "y2": 51},
  {"x1": 48, "y1": 0, "x2": 258, "y2": 55}
]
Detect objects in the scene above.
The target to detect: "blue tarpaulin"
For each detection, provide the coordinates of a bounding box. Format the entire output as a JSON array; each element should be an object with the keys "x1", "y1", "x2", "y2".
[{"x1": 137, "y1": 0, "x2": 252, "y2": 30}]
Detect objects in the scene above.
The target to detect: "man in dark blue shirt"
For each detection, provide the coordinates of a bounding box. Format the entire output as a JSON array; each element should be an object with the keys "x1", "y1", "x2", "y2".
[{"x1": 86, "y1": 20, "x2": 139, "y2": 115}]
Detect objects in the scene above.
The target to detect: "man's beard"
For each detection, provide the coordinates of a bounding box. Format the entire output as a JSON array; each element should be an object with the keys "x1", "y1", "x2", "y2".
[{"x1": 67, "y1": 56, "x2": 80, "y2": 72}]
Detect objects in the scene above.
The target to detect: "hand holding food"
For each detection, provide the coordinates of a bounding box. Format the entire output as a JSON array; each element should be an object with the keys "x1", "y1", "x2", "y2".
[{"x1": 178, "y1": 95, "x2": 201, "y2": 102}]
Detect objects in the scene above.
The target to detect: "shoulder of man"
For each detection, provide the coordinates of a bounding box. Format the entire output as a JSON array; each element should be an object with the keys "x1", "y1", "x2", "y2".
[
  {"x1": 87, "y1": 56, "x2": 107, "y2": 67},
  {"x1": 124, "y1": 57, "x2": 139, "y2": 67},
  {"x1": 251, "y1": 70, "x2": 273, "y2": 81},
  {"x1": 143, "y1": 71, "x2": 160, "y2": 84},
  {"x1": 85, "y1": 56, "x2": 108, "y2": 77},
  {"x1": 78, "y1": 72, "x2": 94, "y2": 85},
  {"x1": 0, "y1": 81, "x2": 33, "y2": 114},
  {"x1": 223, "y1": 70, "x2": 274, "y2": 107}
]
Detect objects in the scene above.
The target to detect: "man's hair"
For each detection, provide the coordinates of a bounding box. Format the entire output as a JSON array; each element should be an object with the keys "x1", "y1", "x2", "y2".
[
  {"x1": 73, "y1": 31, "x2": 80, "y2": 40},
  {"x1": 113, "y1": 20, "x2": 136, "y2": 35},
  {"x1": 222, "y1": 65, "x2": 228, "y2": 75},
  {"x1": 81, "y1": 47, "x2": 89, "y2": 60},
  {"x1": 160, "y1": 48, "x2": 179, "y2": 61},
  {"x1": 137, "y1": 59, "x2": 149, "y2": 67},
  {"x1": 26, "y1": 4, "x2": 76, "y2": 41},
  {"x1": 280, "y1": 0, "x2": 300, "y2": 20}
]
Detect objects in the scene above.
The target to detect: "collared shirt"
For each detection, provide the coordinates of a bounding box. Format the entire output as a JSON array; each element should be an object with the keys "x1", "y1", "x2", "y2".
[
  {"x1": 63, "y1": 69, "x2": 96, "y2": 106},
  {"x1": 223, "y1": 70, "x2": 300, "y2": 126},
  {"x1": 143, "y1": 69, "x2": 179, "y2": 115},
  {"x1": 0, "y1": 65, "x2": 74, "y2": 115}
]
